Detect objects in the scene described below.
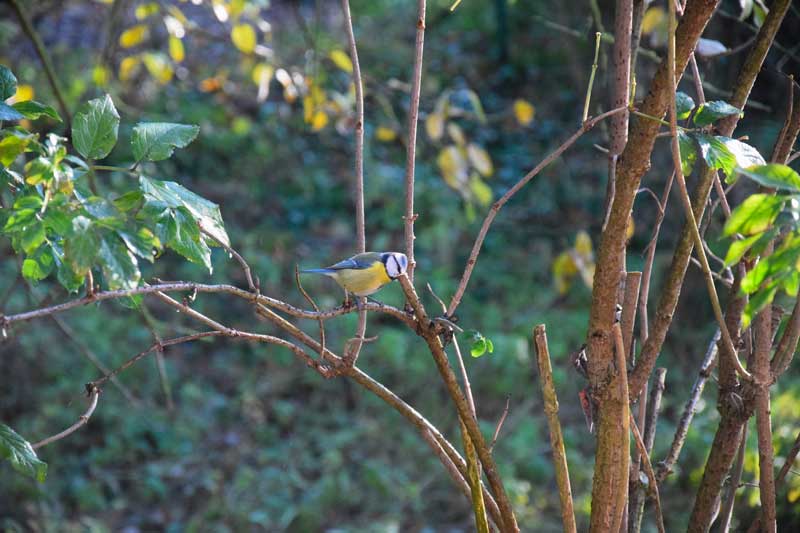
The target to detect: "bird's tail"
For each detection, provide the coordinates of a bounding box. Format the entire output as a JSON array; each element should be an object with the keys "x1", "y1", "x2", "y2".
[{"x1": 300, "y1": 268, "x2": 335, "y2": 275}]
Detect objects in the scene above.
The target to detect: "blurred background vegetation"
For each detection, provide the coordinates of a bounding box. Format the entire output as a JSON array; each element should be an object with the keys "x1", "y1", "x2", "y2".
[{"x1": 1, "y1": 0, "x2": 800, "y2": 531}]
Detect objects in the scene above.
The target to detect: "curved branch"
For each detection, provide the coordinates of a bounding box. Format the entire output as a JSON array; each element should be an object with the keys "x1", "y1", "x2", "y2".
[
  {"x1": 446, "y1": 105, "x2": 627, "y2": 316},
  {"x1": 33, "y1": 384, "x2": 99, "y2": 449}
]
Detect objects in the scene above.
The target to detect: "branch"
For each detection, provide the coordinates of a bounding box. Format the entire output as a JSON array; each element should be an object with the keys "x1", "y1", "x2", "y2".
[
  {"x1": 631, "y1": 368, "x2": 666, "y2": 533},
  {"x1": 200, "y1": 227, "x2": 256, "y2": 292},
  {"x1": 446, "y1": 105, "x2": 627, "y2": 317},
  {"x1": 657, "y1": 330, "x2": 719, "y2": 482},
  {"x1": 533, "y1": 325, "x2": 576, "y2": 533},
  {"x1": 398, "y1": 274, "x2": 519, "y2": 532},
  {"x1": 33, "y1": 384, "x2": 99, "y2": 449},
  {"x1": 340, "y1": 0, "x2": 368, "y2": 367},
  {"x1": 629, "y1": 411, "x2": 665, "y2": 533},
  {"x1": 717, "y1": 424, "x2": 748, "y2": 533},
  {"x1": 403, "y1": 0, "x2": 426, "y2": 281},
  {"x1": 747, "y1": 428, "x2": 800, "y2": 533},
  {"x1": 9, "y1": 0, "x2": 72, "y2": 127}
]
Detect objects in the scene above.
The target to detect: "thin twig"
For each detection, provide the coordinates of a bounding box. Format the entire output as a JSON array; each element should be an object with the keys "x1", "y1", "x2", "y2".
[
  {"x1": 631, "y1": 368, "x2": 666, "y2": 533},
  {"x1": 295, "y1": 265, "x2": 326, "y2": 361},
  {"x1": 200, "y1": 227, "x2": 256, "y2": 292},
  {"x1": 629, "y1": 411, "x2": 665, "y2": 533},
  {"x1": 446, "y1": 105, "x2": 627, "y2": 317},
  {"x1": 340, "y1": 0, "x2": 367, "y2": 367},
  {"x1": 533, "y1": 324, "x2": 577, "y2": 533},
  {"x1": 583, "y1": 32, "x2": 603, "y2": 123},
  {"x1": 489, "y1": 396, "x2": 510, "y2": 452},
  {"x1": 657, "y1": 330, "x2": 720, "y2": 482},
  {"x1": 9, "y1": 0, "x2": 72, "y2": 127},
  {"x1": 403, "y1": 0, "x2": 426, "y2": 281},
  {"x1": 33, "y1": 384, "x2": 100, "y2": 449}
]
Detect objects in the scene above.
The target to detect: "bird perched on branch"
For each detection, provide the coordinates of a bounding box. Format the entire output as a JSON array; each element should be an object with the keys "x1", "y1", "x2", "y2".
[{"x1": 301, "y1": 252, "x2": 408, "y2": 303}]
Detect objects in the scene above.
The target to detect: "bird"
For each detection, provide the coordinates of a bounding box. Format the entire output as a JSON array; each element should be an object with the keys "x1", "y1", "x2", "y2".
[{"x1": 301, "y1": 252, "x2": 408, "y2": 303}]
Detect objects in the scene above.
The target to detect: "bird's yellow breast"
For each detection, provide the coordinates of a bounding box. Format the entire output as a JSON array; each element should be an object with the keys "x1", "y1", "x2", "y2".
[{"x1": 332, "y1": 261, "x2": 392, "y2": 296}]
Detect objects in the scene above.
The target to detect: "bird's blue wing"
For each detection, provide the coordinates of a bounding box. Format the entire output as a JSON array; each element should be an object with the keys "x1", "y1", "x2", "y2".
[{"x1": 325, "y1": 258, "x2": 368, "y2": 270}]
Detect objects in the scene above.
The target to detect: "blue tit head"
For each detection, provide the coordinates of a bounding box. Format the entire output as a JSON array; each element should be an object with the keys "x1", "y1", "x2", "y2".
[{"x1": 381, "y1": 252, "x2": 408, "y2": 279}]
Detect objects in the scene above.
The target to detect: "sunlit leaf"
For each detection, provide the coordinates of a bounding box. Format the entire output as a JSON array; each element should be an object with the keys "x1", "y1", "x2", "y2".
[
  {"x1": 310, "y1": 110, "x2": 329, "y2": 132},
  {"x1": 375, "y1": 126, "x2": 397, "y2": 142},
  {"x1": 0, "y1": 423, "x2": 47, "y2": 482},
  {"x1": 12, "y1": 101, "x2": 61, "y2": 122},
  {"x1": 119, "y1": 25, "x2": 148, "y2": 48},
  {"x1": 132, "y1": 122, "x2": 199, "y2": 162},
  {"x1": 694, "y1": 134, "x2": 737, "y2": 176},
  {"x1": 724, "y1": 194, "x2": 786, "y2": 237},
  {"x1": 513, "y1": 99, "x2": 535, "y2": 126},
  {"x1": 575, "y1": 230, "x2": 593, "y2": 258},
  {"x1": 231, "y1": 23, "x2": 257, "y2": 54},
  {"x1": 437, "y1": 145, "x2": 469, "y2": 191},
  {"x1": 0, "y1": 135, "x2": 30, "y2": 166},
  {"x1": 119, "y1": 56, "x2": 141, "y2": 81},
  {"x1": 72, "y1": 94, "x2": 120, "y2": 160},
  {"x1": 169, "y1": 36, "x2": 185, "y2": 63},
  {"x1": 470, "y1": 175, "x2": 492, "y2": 206},
  {"x1": 718, "y1": 137, "x2": 765, "y2": 177},
  {"x1": 552, "y1": 252, "x2": 578, "y2": 294},
  {"x1": 447, "y1": 123, "x2": 466, "y2": 146},
  {"x1": 164, "y1": 206, "x2": 212, "y2": 270},
  {"x1": 142, "y1": 53, "x2": 173, "y2": 84},
  {"x1": 65, "y1": 216, "x2": 99, "y2": 275},
  {"x1": 135, "y1": 2, "x2": 160, "y2": 20},
  {"x1": 641, "y1": 7, "x2": 666, "y2": 34},
  {"x1": 736, "y1": 164, "x2": 800, "y2": 193},
  {"x1": 678, "y1": 132, "x2": 697, "y2": 176},
  {"x1": 693, "y1": 101, "x2": 742, "y2": 127},
  {"x1": 425, "y1": 112, "x2": 445, "y2": 141},
  {"x1": 742, "y1": 282, "x2": 778, "y2": 329},
  {"x1": 92, "y1": 64, "x2": 110, "y2": 86},
  {"x1": 467, "y1": 143, "x2": 493, "y2": 177},
  {"x1": 724, "y1": 232, "x2": 765, "y2": 266},
  {"x1": 329, "y1": 49, "x2": 353, "y2": 73},
  {"x1": 753, "y1": 1, "x2": 768, "y2": 28},
  {"x1": 10, "y1": 84, "x2": 34, "y2": 103},
  {"x1": 251, "y1": 63, "x2": 274, "y2": 85}
]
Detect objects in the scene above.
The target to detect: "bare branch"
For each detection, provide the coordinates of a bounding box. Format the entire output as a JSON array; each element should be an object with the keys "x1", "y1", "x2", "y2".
[
  {"x1": 629, "y1": 412, "x2": 665, "y2": 533},
  {"x1": 717, "y1": 424, "x2": 747, "y2": 532},
  {"x1": 33, "y1": 384, "x2": 100, "y2": 449},
  {"x1": 533, "y1": 325, "x2": 576, "y2": 533},
  {"x1": 200, "y1": 226, "x2": 256, "y2": 292},
  {"x1": 446, "y1": 105, "x2": 627, "y2": 317},
  {"x1": 404, "y1": 0, "x2": 426, "y2": 281}
]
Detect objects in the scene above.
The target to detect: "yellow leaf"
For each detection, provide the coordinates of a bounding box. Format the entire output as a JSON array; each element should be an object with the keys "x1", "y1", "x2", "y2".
[
  {"x1": 11, "y1": 84, "x2": 34, "y2": 103},
  {"x1": 513, "y1": 99, "x2": 535, "y2": 126},
  {"x1": 199, "y1": 77, "x2": 223, "y2": 93},
  {"x1": 626, "y1": 216, "x2": 635, "y2": 240},
  {"x1": 788, "y1": 487, "x2": 800, "y2": 503},
  {"x1": 92, "y1": 65, "x2": 110, "y2": 86},
  {"x1": 119, "y1": 56, "x2": 140, "y2": 81},
  {"x1": 251, "y1": 63, "x2": 274, "y2": 85},
  {"x1": 467, "y1": 143, "x2": 493, "y2": 177},
  {"x1": 228, "y1": 0, "x2": 246, "y2": 19},
  {"x1": 231, "y1": 23, "x2": 257, "y2": 54},
  {"x1": 169, "y1": 36, "x2": 185, "y2": 63},
  {"x1": 119, "y1": 24, "x2": 148, "y2": 48},
  {"x1": 641, "y1": 7, "x2": 666, "y2": 34},
  {"x1": 437, "y1": 145, "x2": 469, "y2": 190},
  {"x1": 135, "y1": 2, "x2": 160, "y2": 20},
  {"x1": 310, "y1": 110, "x2": 329, "y2": 131},
  {"x1": 328, "y1": 49, "x2": 353, "y2": 73},
  {"x1": 447, "y1": 123, "x2": 466, "y2": 146},
  {"x1": 375, "y1": 126, "x2": 397, "y2": 142},
  {"x1": 574, "y1": 230, "x2": 593, "y2": 258},
  {"x1": 143, "y1": 53, "x2": 173, "y2": 84},
  {"x1": 426, "y1": 112, "x2": 444, "y2": 141},
  {"x1": 552, "y1": 252, "x2": 578, "y2": 295},
  {"x1": 470, "y1": 175, "x2": 493, "y2": 206}
]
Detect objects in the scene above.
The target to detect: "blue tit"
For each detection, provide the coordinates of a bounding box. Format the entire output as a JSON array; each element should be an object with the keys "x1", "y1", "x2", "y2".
[{"x1": 301, "y1": 252, "x2": 408, "y2": 299}]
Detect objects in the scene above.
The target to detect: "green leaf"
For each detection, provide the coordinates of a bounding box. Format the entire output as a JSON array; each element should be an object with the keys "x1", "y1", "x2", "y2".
[
  {"x1": 113, "y1": 190, "x2": 144, "y2": 211},
  {"x1": 0, "y1": 65, "x2": 17, "y2": 100},
  {"x1": 470, "y1": 338, "x2": 487, "y2": 358},
  {"x1": 22, "y1": 246, "x2": 54, "y2": 282},
  {"x1": 64, "y1": 216, "x2": 99, "y2": 275},
  {"x1": 678, "y1": 132, "x2": 697, "y2": 176},
  {"x1": 485, "y1": 339, "x2": 494, "y2": 354},
  {"x1": 676, "y1": 91, "x2": 695, "y2": 120},
  {"x1": 693, "y1": 101, "x2": 742, "y2": 127},
  {"x1": 140, "y1": 177, "x2": 229, "y2": 246},
  {"x1": 694, "y1": 134, "x2": 737, "y2": 176},
  {"x1": 3, "y1": 208, "x2": 36, "y2": 232},
  {"x1": 0, "y1": 423, "x2": 47, "y2": 482},
  {"x1": 12, "y1": 101, "x2": 61, "y2": 122},
  {"x1": 20, "y1": 220, "x2": 46, "y2": 254},
  {"x1": 736, "y1": 164, "x2": 800, "y2": 193},
  {"x1": 72, "y1": 94, "x2": 120, "y2": 159},
  {"x1": 43, "y1": 209, "x2": 73, "y2": 235},
  {"x1": 98, "y1": 235, "x2": 141, "y2": 290},
  {"x1": 52, "y1": 244, "x2": 84, "y2": 293},
  {"x1": 0, "y1": 102, "x2": 24, "y2": 121},
  {"x1": 0, "y1": 135, "x2": 29, "y2": 166},
  {"x1": 13, "y1": 194, "x2": 43, "y2": 210},
  {"x1": 724, "y1": 231, "x2": 770, "y2": 266},
  {"x1": 724, "y1": 194, "x2": 786, "y2": 237},
  {"x1": 716, "y1": 137, "x2": 765, "y2": 173},
  {"x1": 741, "y1": 244, "x2": 800, "y2": 294},
  {"x1": 117, "y1": 227, "x2": 159, "y2": 262},
  {"x1": 742, "y1": 283, "x2": 778, "y2": 329},
  {"x1": 131, "y1": 122, "x2": 199, "y2": 162},
  {"x1": 165, "y1": 206, "x2": 212, "y2": 270}
]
